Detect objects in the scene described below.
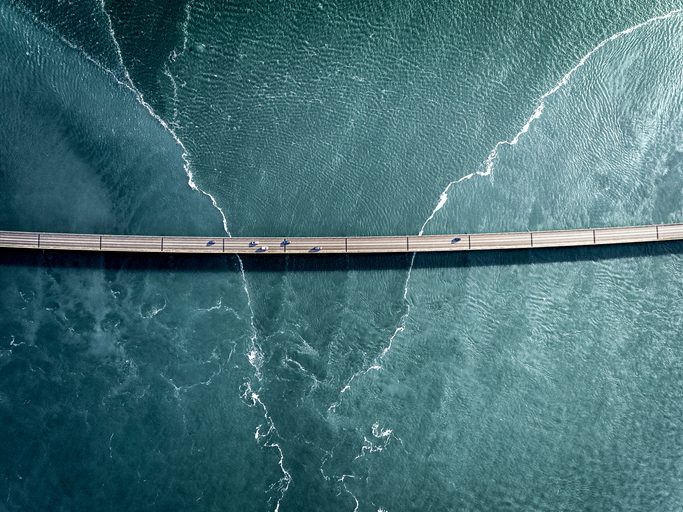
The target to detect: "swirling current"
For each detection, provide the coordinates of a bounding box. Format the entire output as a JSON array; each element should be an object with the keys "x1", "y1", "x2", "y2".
[{"x1": 1, "y1": 1, "x2": 682, "y2": 510}]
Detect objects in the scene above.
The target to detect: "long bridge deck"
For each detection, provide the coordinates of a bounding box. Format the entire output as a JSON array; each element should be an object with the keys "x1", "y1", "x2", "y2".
[{"x1": 0, "y1": 224, "x2": 682, "y2": 255}]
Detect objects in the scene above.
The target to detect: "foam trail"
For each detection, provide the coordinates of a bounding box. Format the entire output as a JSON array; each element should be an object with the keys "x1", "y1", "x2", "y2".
[
  {"x1": 327, "y1": 255, "x2": 415, "y2": 413},
  {"x1": 432, "y1": 8, "x2": 683, "y2": 219},
  {"x1": 242, "y1": 382, "x2": 292, "y2": 512},
  {"x1": 231, "y1": 229, "x2": 291, "y2": 508},
  {"x1": 97, "y1": 2, "x2": 291, "y2": 507},
  {"x1": 178, "y1": 0, "x2": 193, "y2": 60},
  {"x1": 338, "y1": 474, "x2": 360, "y2": 512},
  {"x1": 96, "y1": 0, "x2": 230, "y2": 233},
  {"x1": 164, "y1": 0, "x2": 193, "y2": 127},
  {"x1": 162, "y1": 64, "x2": 180, "y2": 128},
  {"x1": 21, "y1": 1, "x2": 288, "y2": 506},
  {"x1": 237, "y1": 273, "x2": 292, "y2": 510},
  {"x1": 328, "y1": 8, "x2": 683, "y2": 412},
  {"x1": 28, "y1": 1, "x2": 229, "y2": 233},
  {"x1": 98, "y1": 0, "x2": 134, "y2": 88}
]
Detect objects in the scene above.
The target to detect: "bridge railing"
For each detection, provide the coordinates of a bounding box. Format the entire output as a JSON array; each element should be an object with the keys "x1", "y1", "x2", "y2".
[{"x1": 0, "y1": 224, "x2": 681, "y2": 255}]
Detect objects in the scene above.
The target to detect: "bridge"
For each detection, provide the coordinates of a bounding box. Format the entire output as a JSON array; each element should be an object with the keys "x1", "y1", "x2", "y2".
[{"x1": 0, "y1": 224, "x2": 682, "y2": 254}]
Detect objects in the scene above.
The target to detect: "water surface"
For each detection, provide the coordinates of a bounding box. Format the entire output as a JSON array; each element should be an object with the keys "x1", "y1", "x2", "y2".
[{"x1": 1, "y1": 1, "x2": 682, "y2": 510}]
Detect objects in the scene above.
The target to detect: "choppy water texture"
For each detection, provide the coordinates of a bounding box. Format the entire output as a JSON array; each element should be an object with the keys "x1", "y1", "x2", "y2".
[{"x1": 1, "y1": 1, "x2": 683, "y2": 510}]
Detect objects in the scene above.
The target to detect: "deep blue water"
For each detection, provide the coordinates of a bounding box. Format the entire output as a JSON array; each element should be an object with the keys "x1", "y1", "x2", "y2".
[{"x1": 1, "y1": 1, "x2": 683, "y2": 510}]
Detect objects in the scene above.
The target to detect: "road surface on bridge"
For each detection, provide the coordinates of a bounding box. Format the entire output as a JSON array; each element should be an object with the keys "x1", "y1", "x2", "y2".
[{"x1": 0, "y1": 224, "x2": 681, "y2": 255}]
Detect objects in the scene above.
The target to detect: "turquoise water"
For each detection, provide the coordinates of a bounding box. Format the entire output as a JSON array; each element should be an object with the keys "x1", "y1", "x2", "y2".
[{"x1": 1, "y1": 1, "x2": 682, "y2": 510}]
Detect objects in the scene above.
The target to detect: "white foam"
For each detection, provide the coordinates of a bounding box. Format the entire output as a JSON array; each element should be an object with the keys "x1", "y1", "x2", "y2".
[
  {"x1": 140, "y1": 297, "x2": 166, "y2": 319},
  {"x1": 108, "y1": 432, "x2": 114, "y2": 459},
  {"x1": 95, "y1": 0, "x2": 231, "y2": 234},
  {"x1": 328, "y1": 8, "x2": 683, "y2": 414},
  {"x1": 198, "y1": 298, "x2": 222, "y2": 312},
  {"x1": 247, "y1": 347, "x2": 262, "y2": 372},
  {"x1": 178, "y1": 1, "x2": 194, "y2": 61},
  {"x1": 429, "y1": 8, "x2": 683, "y2": 225},
  {"x1": 161, "y1": 365, "x2": 226, "y2": 397},
  {"x1": 162, "y1": 64, "x2": 180, "y2": 128},
  {"x1": 93, "y1": 4, "x2": 291, "y2": 506},
  {"x1": 328, "y1": 253, "x2": 416, "y2": 413},
  {"x1": 9, "y1": 335, "x2": 24, "y2": 347},
  {"x1": 285, "y1": 356, "x2": 323, "y2": 395},
  {"x1": 241, "y1": 381, "x2": 293, "y2": 511},
  {"x1": 98, "y1": 0, "x2": 133, "y2": 87},
  {"x1": 319, "y1": 449, "x2": 334, "y2": 481},
  {"x1": 338, "y1": 474, "x2": 360, "y2": 512},
  {"x1": 164, "y1": 2, "x2": 194, "y2": 127},
  {"x1": 44, "y1": 4, "x2": 683, "y2": 504},
  {"x1": 354, "y1": 422, "x2": 399, "y2": 460},
  {"x1": 371, "y1": 422, "x2": 392, "y2": 439}
]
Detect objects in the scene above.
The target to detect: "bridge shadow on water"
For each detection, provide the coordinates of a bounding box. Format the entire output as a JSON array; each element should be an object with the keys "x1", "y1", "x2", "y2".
[{"x1": 0, "y1": 241, "x2": 681, "y2": 274}]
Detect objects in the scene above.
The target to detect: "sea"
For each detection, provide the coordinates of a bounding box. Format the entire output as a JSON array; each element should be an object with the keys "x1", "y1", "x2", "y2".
[{"x1": 1, "y1": 0, "x2": 682, "y2": 510}]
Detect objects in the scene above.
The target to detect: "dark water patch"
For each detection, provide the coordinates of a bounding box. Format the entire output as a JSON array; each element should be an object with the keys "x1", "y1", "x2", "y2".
[
  {"x1": 1, "y1": 238, "x2": 679, "y2": 272},
  {"x1": 157, "y1": 240, "x2": 683, "y2": 271},
  {"x1": 0, "y1": 248, "x2": 277, "y2": 511},
  {"x1": 0, "y1": 3, "x2": 222, "y2": 236},
  {"x1": 0, "y1": 249, "x2": 245, "y2": 274},
  {"x1": 11, "y1": 0, "x2": 122, "y2": 74},
  {"x1": 104, "y1": 0, "x2": 190, "y2": 117}
]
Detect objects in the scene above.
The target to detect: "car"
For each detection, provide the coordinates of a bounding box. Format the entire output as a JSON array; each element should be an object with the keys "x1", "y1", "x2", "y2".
[
  {"x1": 206, "y1": 240, "x2": 216, "y2": 247},
  {"x1": 249, "y1": 241, "x2": 259, "y2": 247},
  {"x1": 256, "y1": 246, "x2": 268, "y2": 253},
  {"x1": 281, "y1": 239, "x2": 291, "y2": 246},
  {"x1": 310, "y1": 246, "x2": 321, "y2": 252},
  {"x1": 451, "y1": 237, "x2": 462, "y2": 244}
]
